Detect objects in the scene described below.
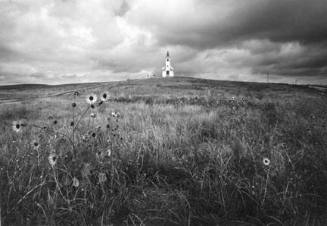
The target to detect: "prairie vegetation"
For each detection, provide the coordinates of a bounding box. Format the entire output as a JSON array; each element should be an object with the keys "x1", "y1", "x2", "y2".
[{"x1": 0, "y1": 77, "x2": 326, "y2": 225}]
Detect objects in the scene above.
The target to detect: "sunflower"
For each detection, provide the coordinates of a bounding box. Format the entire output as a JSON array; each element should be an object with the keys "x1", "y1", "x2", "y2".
[
  {"x1": 86, "y1": 94, "x2": 97, "y2": 105},
  {"x1": 87, "y1": 130, "x2": 97, "y2": 138},
  {"x1": 48, "y1": 153, "x2": 58, "y2": 167},
  {"x1": 12, "y1": 121, "x2": 22, "y2": 133},
  {"x1": 263, "y1": 157, "x2": 270, "y2": 166},
  {"x1": 32, "y1": 140, "x2": 40, "y2": 151},
  {"x1": 101, "y1": 92, "x2": 109, "y2": 102},
  {"x1": 53, "y1": 119, "x2": 58, "y2": 125}
]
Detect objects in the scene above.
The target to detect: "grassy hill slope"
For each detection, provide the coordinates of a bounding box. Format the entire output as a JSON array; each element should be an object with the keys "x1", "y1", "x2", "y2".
[{"x1": 0, "y1": 77, "x2": 326, "y2": 225}]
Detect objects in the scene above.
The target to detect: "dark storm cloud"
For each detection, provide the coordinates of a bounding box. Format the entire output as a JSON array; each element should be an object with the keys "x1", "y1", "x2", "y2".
[
  {"x1": 249, "y1": 41, "x2": 327, "y2": 76},
  {"x1": 115, "y1": 0, "x2": 130, "y2": 17},
  {"x1": 145, "y1": 0, "x2": 327, "y2": 49}
]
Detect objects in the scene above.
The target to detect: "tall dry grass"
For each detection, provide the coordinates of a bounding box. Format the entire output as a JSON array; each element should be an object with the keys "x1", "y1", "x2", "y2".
[{"x1": 0, "y1": 82, "x2": 326, "y2": 225}]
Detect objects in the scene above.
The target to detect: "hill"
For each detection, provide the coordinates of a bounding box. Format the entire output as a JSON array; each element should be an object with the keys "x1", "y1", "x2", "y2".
[
  {"x1": 0, "y1": 77, "x2": 327, "y2": 225},
  {"x1": 0, "y1": 77, "x2": 324, "y2": 104}
]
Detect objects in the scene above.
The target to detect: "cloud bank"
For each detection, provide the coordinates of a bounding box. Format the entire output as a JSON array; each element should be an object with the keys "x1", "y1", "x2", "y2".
[{"x1": 0, "y1": 0, "x2": 326, "y2": 85}]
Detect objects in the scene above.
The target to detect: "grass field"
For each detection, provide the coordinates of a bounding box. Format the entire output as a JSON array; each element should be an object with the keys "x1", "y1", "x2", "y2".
[{"x1": 0, "y1": 77, "x2": 327, "y2": 225}]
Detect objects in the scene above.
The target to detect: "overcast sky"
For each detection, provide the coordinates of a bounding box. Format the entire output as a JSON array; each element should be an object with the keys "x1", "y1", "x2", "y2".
[{"x1": 0, "y1": 0, "x2": 327, "y2": 85}]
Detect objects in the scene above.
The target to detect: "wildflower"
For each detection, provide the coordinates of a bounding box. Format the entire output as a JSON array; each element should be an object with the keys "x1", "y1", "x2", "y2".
[
  {"x1": 263, "y1": 157, "x2": 270, "y2": 166},
  {"x1": 32, "y1": 140, "x2": 40, "y2": 151},
  {"x1": 96, "y1": 151, "x2": 102, "y2": 160},
  {"x1": 20, "y1": 119, "x2": 27, "y2": 127},
  {"x1": 231, "y1": 96, "x2": 235, "y2": 101},
  {"x1": 111, "y1": 111, "x2": 120, "y2": 118},
  {"x1": 72, "y1": 103, "x2": 77, "y2": 108},
  {"x1": 90, "y1": 113, "x2": 97, "y2": 118},
  {"x1": 12, "y1": 121, "x2": 22, "y2": 133},
  {"x1": 73, "y1": 91, "x2": 80, "y2": 96},
  {"x1": 72, "y1": 177, "x2": 80, "y2": 187},
  {"x1": 107, "y1": 149, "x2": 111, "y2": 157},
  {"x1": 98, "y1": 173, "x2": 107, "y2": 183},
  {"x1": 86, "y1": 94, "x2": 97, "y2": 105},
  {"x1": 101, "y1": 92, "x2": 109, "y2": 102},
  {"x1": 48, "y1": 153, "x2": 57, "y2": 167}
]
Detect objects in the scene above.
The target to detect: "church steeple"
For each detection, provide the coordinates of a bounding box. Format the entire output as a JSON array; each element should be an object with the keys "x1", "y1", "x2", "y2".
[{"x1": 162, "y1": 50, "x2": 174, "y2": 78}]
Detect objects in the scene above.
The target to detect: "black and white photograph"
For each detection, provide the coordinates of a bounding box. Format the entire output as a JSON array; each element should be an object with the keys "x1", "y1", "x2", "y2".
[{"x1": 0, "y1": 0, "x2": 326, "y2": 225}]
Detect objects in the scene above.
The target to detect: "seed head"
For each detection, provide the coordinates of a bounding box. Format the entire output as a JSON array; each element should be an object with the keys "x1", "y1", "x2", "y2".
[
  {"x1": 98, "y1": 173, "x2": 107, "y2": 183},
  {"x1": 81, "y1": 163, "x2": 91, "y2": 178},
  {"x1": 107, "y1": 149, "x2": 111, "y2": 157},
  {"x1": 72, "y1": 177, "x2": 80, "y2": 187}
]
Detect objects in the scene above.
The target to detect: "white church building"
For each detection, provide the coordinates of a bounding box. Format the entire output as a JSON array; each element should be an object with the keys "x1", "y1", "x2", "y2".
[{"x1": 162, "y1": 51, "x2": 174, "y2": 77}]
